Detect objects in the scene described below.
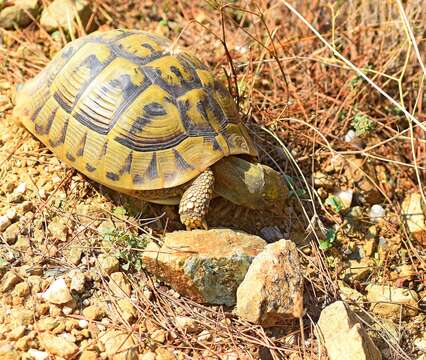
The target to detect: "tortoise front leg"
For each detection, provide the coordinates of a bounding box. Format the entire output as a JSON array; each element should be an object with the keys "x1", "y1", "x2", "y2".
[{"x1": 179, "y1": 168, "x2": 215, "y2": 230}]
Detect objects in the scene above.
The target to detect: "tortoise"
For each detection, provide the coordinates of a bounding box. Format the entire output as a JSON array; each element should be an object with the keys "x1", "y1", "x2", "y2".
[{"x1": 13, "y1": 29, "x2": 287, "y2": 230}]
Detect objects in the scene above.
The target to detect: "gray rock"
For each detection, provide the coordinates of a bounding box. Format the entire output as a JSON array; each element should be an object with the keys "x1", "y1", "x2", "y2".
[
  {"x1": 0, "y1": 0, "x2": 39, "y2": 29},
  {"x1": 142, "y1": 229, "x2": 266, "y2": 305},
  {"x1": 316, "y1": 301, "x2": 381, "y2": 360},
  {"x1": 236, "y1": 239, "x2": 304, "y2": 326}
]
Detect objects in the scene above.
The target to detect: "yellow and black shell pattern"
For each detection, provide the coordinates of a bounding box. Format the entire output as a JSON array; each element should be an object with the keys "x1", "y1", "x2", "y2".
[{"x1": 13, "y1": 29, "x2": 257, "y2": 191}]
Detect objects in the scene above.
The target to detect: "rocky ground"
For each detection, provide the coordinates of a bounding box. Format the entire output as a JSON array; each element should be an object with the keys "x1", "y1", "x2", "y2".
[{"x1": 1, "y1": 0, "x2": 425, "y2": 359}]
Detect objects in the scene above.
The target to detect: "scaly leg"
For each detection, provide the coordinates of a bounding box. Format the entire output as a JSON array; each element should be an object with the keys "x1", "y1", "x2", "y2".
[{"x1": 179, "y1": 168, "x2": 215, "y2": 230}]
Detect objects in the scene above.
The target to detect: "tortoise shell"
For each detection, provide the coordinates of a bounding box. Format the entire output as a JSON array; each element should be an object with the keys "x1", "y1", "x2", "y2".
[{"x1": 13, "y1": 29, "x2": 257, "y2": 190}]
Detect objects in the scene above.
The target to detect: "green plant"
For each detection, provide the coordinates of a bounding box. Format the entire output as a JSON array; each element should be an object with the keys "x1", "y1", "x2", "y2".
[
  {"x1": 324, "y1": 194, "x2": 344, "y2": 213},
  {"x1": 101, "y1": 228, "x2": 149, "y2": 271},
  {"x1": 319, "y1": 227, "x2": 337, "y2": 250},
  {"x1": 351, "y1": 113, "x2": 375, "y2": 137}
]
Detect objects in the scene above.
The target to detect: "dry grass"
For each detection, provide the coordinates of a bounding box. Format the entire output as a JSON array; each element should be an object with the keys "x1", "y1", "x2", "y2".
[{"x1": 0, "y1": 0, "x2": 425, "y2": 359}]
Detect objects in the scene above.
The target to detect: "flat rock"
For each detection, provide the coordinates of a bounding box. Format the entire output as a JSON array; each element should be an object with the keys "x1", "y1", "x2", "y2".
[
  {"x1": 316, "y1": 301, "x2": 381, "y2": 360},
  {"x1": 366, "y1": 284, "x2": 419, "y2": 318},
  {"x1": 109, "y1": 272, "x2": 132, "y2": 297},
  {"x1": 1, "y1": 271, "x2": 22, "y2": 292},
  {"x1": 40, "y1": 0, "x2": 91, "y2": 34},
  {"x1": 401, "y1": 192, "x2": 426, "y2": 245},
  {"x1": 99, "y1": 329, "x2": 137, "y2": 360},
  {"x1": 39, "y1": 333, "x2": 78, "y2": 359},
  {"x1": 98, "y1": 254, "x2": 119, "y2": 275},
  {"x1": 142, "y1": 229, "x2": 266, "y2": 305},
  {"x1": 236, "y1": 239, "x2": 303, "y2": 326},
  {"x1": 42, "y1": 278, "x2": 73, "y2": 304}
]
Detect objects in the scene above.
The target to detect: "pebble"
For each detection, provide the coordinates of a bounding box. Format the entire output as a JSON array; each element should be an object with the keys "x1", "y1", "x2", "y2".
[
  {"x1": 108, "y1": 272, "x2": 132, "y2": 297},
  {"x1": 7, "y1": 325, "x2": 26, "y2": 340},
  {"x1": 41, "y1": 278, "x2": 73, "y2": 304},
  {"x1": 78, "y1": 319, "x2": 89, "y2": 329},
  {"x1": 82, "y1": 304, "x2": 106, "y2": 321},
  {"x1": 27, "y1": 349, "x2": 50, "y2": 360},
  {"x1": 12, "y1": 282, "x2": 30, "y2": 298},
  {"x1": 369, "y1": 204, "x2": 386, "y2": 222},
  {"x1": 69, "y1": 269, "x2": 86, "y2": 293},
  {"x1": 0, "y1": 215, "x2": 11, "y2": 231},
  {"x1": 98, "y1": 254, "x2": 119, "y2": 275},
  {"x1": 175, "y1": 316, "x2": 200, "y2": 333},
  {"x1": 1, "y1": 271, "x2": 22, "y2": 292},
  {"x1": 39, "y1": 332, "x2": 78, "y2": 359}
]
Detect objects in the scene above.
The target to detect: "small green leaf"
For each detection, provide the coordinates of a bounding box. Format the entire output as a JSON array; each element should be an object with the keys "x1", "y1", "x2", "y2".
[
  {"x1": 325, "y1": 195, "x2": 343, "y2": 213},
  {"x1": 113, "y1": 206, "x2": 127, "y2": 218}
]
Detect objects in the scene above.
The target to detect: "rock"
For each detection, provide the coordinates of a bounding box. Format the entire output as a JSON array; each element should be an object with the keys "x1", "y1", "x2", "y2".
[
  {"x1": 140, "y1": 352, "x2": 156, "y2": 360},
  {"x1": 40, "y1": 0, "x2": 91, "y2": 34},
  {"x1": 338, "y1": 281, "x2": 364, "y2": 304},
  {"x1": 313, "y1": 171, "x2": 334, "y2": 189},
  {"x1": 12, "y1": 282, "x2": 30, "y2": 298},
  {"x1": 79, "y1": 350, "x2": 98, "y2": 360},
  {"x1": 236, "y1": 239, "x2": 303, "y2": 326},
  {"x1": 366, "y1": 284, "x2": 419, "y2": 318},
  {"x1": 175, "y1": 316, "x2": 200, "y2": 333},
  {"x1": 39, "y1": 333, "x2": 78, "y2": 359},
  {"x1": 10, "y1": 308, "x2": 34, "y2": 326},
  {"x1": 155, "y1": 348, "x2": 176, "y2": 360},
  {"x1": 151, "y1": 329, "x2": 167, "y2": 343},
  {"x1": 42, "y1": 278, "x2": 73, "y2": 304},
  {"x1": 109, "y1": 272, "x2": 132, "y2": 297},
  {"x1": 47, "y1": 218, "x2": 68, "y2": 241},
  {"x1": 100, "y1": 329, "x2": 137, "y2": 360},
  {"x1": 98, "y1": 254, "x2": 119, "y2": 275},
  {"x1": 335, "y1": 189, "x2": 353, "y2": 210},
  {"x1": 117, "y1": 299, "x2": 137, "y2": 324},
  {"x1": 0, "y1": 343, "x2": 20, "y2": 360},
  {"x1": 0, "y1": 215, "x2": 11, "y2": 231},
  {"x1": 316, "y1": 301, "x2": 381, "y2": 360},
  {"x1": 401, "y1": 192, "x2": 426, "y2": 245},
  {"x1": 69, "y1": 269, "x2": 86, "y2": 293},
  {"x1": 27, "y1": 348, "x2": 50, "y2": 360},
  {"x1": 1, "y1": 271, "x2": 22, "y2": 292},
  {"x1": 4, "y1": 222, "x2": 20, "y2": 244},
  {"x1": 0, "y1": 0, "x2": 39, "y2": 29},
  {"x1": 82, "y1": 304, "x2": 106, "y2": 321},
  {"x1": 344, "y1": 259, "x2": 373, "y2": 282},
  {"x1": 8, "y1": 325, "x2": 26, "y2": 340},
  {"x1": 142, "y1": 229, "x2": 266, "y2": 305},
  {"x1": 78, "y1": 319, "x2": 89, "y2": 329},
  {"x1": 369, "y1": 204, "x2": 386, "y2": 222},
  {"x1": 14, "y1": 235, "x2": 31, "y2": 251},
  {"x1": 414, "y1": 334, "x2": 426, "y2": 353},
  {"x1": 37, "y1": 317, "x2": 61, "y2": 331},
  {"x1": 64, "y1": 249, "x2": 80, "y2": 267}
]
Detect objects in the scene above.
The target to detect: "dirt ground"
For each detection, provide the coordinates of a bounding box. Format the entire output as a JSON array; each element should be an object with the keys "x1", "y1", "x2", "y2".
[{"x1": 0, "y1": 1, "x2": 425, "y2": 359}]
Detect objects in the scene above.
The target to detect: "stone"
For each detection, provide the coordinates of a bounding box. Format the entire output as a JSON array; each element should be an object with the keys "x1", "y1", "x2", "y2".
[
  {"x1": 117, "y1": 299, "x2": 137, "y2": 324},
  {"x1": 344, "y1": 259, "x2": 373, "y2": 282},
  {"x1": 27, "y1": 348, "x2": 50, "y2": 360},
  {"x1": 69, "y1": 269, "x2": 86, "y2": 293},
  {"x1": 82, "y1": 304, "x2": 106, "y2": 321},
  {"x1": 79, "y1": 350, "x2": 98, "y2": 360},
  {"x1": 37, "y1": 317, "x2": 61, "y2": 331},
  {"x1": 142, "y1": 229, "x2": 266, "y2": 305},
  {"x1": 1, "y1": 271, "x2": 22, "y2": 292},
  {"x1": 335, "y1": 189, "x2": 353, "y2": 210},
  {"x1": 313, "y1": 171, "x2": 334, "y2": 189},
  {"x1": 175, "y1": 316, "x2": 200, "y2": 333},
  {"x1": 151, "y1": 329, "x2": 167, "y2": 343},
  {"x1": 40, "y1": 0, "x2": 91, "y2": 34},
  {"x1": 14, "y1": 235, "x2": 31, "y2": 251},
  {"x1": 140, "y1": 352, "x2": 156, "y2": 360},
  {"x1": 236, "y1": 239, "x2": 303, "y2": 326},
  {"x1": 0, "y1": 215, "x2": 11, "y2": 231},
  {"x1": 68, "y1": 247, "x2": 82, "y2": 265},
  {"x1": 316, "y1": 301, "x2": 381, "y2": 360},
  {"x1": 8, "y1": 325, "x2": 26, "y2": 340},
  {"x1": 0, "y1": 343, "x2": 20, "y2": 360},
  {"x1": 4, "y1": 222, "x2": 20, "y2": 244},
  {"x1": 12, "y1": 282, "x2": 30, "y2": 298},
  {"x1": 366, "y1": 284, "x2": 419, "y2": 318},
  {"x1": 0, "y1": 0, "x2": 39, "y2": 29},
  {"x1": 99, "y1": 329, "x2": 137, "y2": 360},
  {"x1": 10, "y1": 308, "x2": 34, "y2": 326},
  {"x1": 42, "y1": 278, "x2": 73, "y2": 304},
  {"x1": 338, "y1": 281, "x2": 364, "y2": 304},
  {"x1": 401, "y1": 192, "x2": 426, "y2": 245},
  {"x1": 109, "y1": 272, "x2": 132, "y2": 297},
  {"x1": 39, "y1": 333, "x2": 78, "y2": 359},
  {"x1": 155, "y1": 348, "x2": 176, "y2": 360},
  {"x1": 98, "y1": 254, "x2": 119, "y2": 275},
  {"x1": 47, "y1": 218, "x2": 68, "y2": 241}
]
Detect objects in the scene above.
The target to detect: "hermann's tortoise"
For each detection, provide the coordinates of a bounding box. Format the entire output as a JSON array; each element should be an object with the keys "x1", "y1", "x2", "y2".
[{"x1": 13, "y1": 29, "x2": 287, "y2": 229}]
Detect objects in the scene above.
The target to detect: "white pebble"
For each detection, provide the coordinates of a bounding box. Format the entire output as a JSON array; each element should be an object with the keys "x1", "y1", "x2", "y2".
[
  {"x1": 41, "y1": 278, "x2": 73, "y2": 304},
  {"x1": 336, "y1": 189, "x2": 353, "y2": 209},
  {"x1": 14, "y1": 182, "x2": 27, "y2": 194},
  {"x1": 344, "y1": 129, "x2": 357, "y2": 142},
  {"x1": 369, "y1": 204, "x2": 385, "y2": 221},
  {"x1": 27, "y1": 349, "x2": 49, "y2": 360},
  {"x1": 78, "y1": 319, "x2": 88, "y2": 329}
]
